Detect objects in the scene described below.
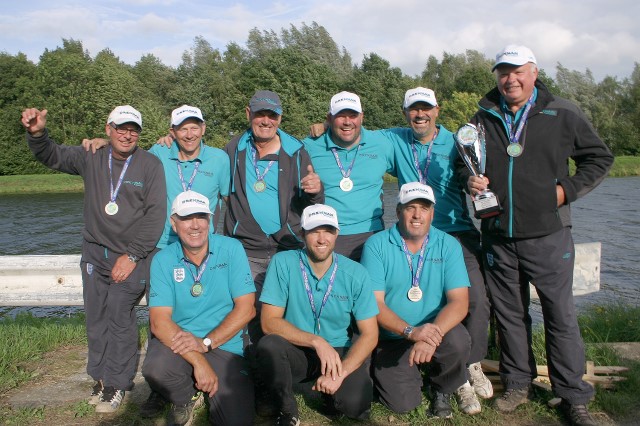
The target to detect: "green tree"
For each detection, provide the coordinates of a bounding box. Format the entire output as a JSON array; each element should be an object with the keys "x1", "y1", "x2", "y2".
[{"x1": 439, "y1": 91, "x2": 482, "y2": 132}]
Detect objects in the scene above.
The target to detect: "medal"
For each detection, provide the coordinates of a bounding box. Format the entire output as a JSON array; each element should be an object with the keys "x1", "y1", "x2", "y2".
[
  {"x1": 105, "y1": 202, "x2": 119, "y2": 216},
  {"x1": 407, "y1": 287, "x2": 423, "y2": 302},
  {"x1": 507, "y1": 143, "x2": 523, "y2": 157},
  {"x1": 339, "y1": 177, "x2": 353, "y2": 192},
  {"x1": 190, "y1": 282, "x2": 203, "y2": 297},
  {"x1": 253, "y1": 179, "x2": 266, "y2": 192}
]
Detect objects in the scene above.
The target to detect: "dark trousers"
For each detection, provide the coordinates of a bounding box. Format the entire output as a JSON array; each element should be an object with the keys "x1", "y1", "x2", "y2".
[
  {"x1": 142, "y1": 337, "x2": 255, "y2": 426},
  {"x1": 81, "y1": 258, "x2": 147, "y2": 390},
  {"x1": 335, "y1": 232, "x2": 376, "y2": 262},
  {"x1": 246, "y1": 255, "x2": 271, "y2": 344},
  {"x1": 451, "y1": 230, "x2": 490, "y2": 365},
  {"x1": 482, "y1": 227, "x2": 594, "y2": 404},
  {"x1": 371, "y1": 324, "x2": 470, "y2": 413},
  {"x1": 255, "y1": 334, "x2": 372, "y2": 420}
]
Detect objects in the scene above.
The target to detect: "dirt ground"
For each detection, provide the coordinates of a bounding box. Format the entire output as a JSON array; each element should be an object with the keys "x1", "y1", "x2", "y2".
[{"x1": 2, "y1": 344, "x2": 640, "y2": 425}]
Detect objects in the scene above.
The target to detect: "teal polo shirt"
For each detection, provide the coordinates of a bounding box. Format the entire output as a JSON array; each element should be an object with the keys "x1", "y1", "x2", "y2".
[
  {"x1": 382, "y1": 126, "x2": 476, "y2": 233},
  {"x1": 149, "y1": 235, "x2": 255, "y2": 356},
  {"x1": 360, "y1": 224, "x2": 470, "y2": 341},
  {"x1": 244, "y1": 146, "x2": 280, "y2": 235},
  {"x1": 303, "y1": 127, "x2": 395, "y2": 235},
  {"x1": 260, "y1": 249, "x2": 378, "y2": 348},
  {"x1": 149, "y1": 141, "x2": 230, "y2": 248}
]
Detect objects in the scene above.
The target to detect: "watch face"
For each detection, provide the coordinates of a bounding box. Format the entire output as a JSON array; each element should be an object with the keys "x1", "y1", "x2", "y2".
[{"x1": 203, "y1": 338, "x2": 212, "y2": 346}]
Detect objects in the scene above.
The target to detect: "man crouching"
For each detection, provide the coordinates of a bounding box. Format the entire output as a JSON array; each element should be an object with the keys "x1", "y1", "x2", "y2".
[{"x1": 142, "y1": 190, "x2": 256, "y2": 425}]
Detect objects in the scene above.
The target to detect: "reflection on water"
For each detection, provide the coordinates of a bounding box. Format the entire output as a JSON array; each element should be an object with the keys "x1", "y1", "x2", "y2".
[{"x1": 1, "y1": 177, "x2": 639, "y2": 320}]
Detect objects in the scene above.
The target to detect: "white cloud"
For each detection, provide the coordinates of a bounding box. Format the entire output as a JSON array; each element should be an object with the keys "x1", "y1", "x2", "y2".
[{"x1": 0, "y1": 0, "x2": 637, "y2": 80}]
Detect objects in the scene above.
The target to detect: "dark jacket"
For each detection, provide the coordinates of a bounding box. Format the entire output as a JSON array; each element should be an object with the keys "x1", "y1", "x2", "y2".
[
  {"x1": 457, "y1": 80, "x2": 613, "y2": 239},
  {"x1": 223, "y1": 129, "x2": 324, "y2": 258},
  {"x1": 27, "y1": 130, "x2": 166, "y2": 267}
]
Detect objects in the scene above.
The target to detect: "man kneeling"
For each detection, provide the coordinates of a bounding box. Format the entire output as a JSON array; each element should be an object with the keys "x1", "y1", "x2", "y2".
[
  {"x1": 256, "y1": 204, "x2": 379, "y2": 425},
  {"x1": 361, "y1": 182, "x2": 479, "y2": 418},
  {"x1": 142, "y1": 191, "x2": 256, "y2": 425}
]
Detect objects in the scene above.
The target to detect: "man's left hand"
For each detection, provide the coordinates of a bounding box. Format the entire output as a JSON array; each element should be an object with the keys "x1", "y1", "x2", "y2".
[
  {"x1": 300, "y1": 164, "x2": 322, "y2": 194},
  {"x1": 111, "y1": 254, "x2": 137, "y2": 283}
]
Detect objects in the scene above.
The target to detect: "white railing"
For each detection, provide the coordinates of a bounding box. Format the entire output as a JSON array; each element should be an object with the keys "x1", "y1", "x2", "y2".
[{"x1": 0, "y1": 242, "x2": 601, "y2": 306}]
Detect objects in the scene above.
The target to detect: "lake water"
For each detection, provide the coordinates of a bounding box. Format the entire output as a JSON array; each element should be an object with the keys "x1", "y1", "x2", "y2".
[{"x1": 1, "y1": 177, "x2": 639, "y2": 320}]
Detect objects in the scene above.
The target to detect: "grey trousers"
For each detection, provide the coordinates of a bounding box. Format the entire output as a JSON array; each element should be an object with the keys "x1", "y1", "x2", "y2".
[
  {"x1": 81, "y1": 258, "x2": 147, "y2": 391},
  {"x1": 482, "y1": 227, "x2": 594, "y2": 404},
  {"x1": 142, "y1": 337, "x2": 255, "y2": 425},
  {"x1": 372, "y1": 324, "x2": 470, "y2": 413}
]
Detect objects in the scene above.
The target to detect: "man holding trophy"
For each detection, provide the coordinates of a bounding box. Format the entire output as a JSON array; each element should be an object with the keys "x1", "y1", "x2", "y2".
[{"x1": 457, "y1": 45, "x2": 613, "y2": 426}]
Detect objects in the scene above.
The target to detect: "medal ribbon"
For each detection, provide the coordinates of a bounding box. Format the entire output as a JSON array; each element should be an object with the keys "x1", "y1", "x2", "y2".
[
  {"x1": 108, "y1": 147, "x2": 133, "y2": 204},
  {"x1": 182, "y1": 252, "x2": 211, "y2": 285},
  {"x1": 299, "y1": 253, "x2": 338, "y2": 333},
  {"x1": 504, "y1": 94, "x2": 534, "y2": 148},
  {"x1": 411, "y1": 128, "x2": 438, "y2": 184},
  {"x1": 249, "y1": 142, "x2": 275, "y2": 183},
  {"x1": 400, "y1": 234, "x2": 429, "y2": 289},
  {"x1": 330, "y1": 144, "x2": 360, "y2": 180},
  {"x1": 176, "y1": 160, "x2": 200, "y2": 191}
]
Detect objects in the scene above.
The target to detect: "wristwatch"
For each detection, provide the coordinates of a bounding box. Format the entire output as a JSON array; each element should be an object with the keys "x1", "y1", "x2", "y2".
[
  {"x1": 127, "y1": 254, "x2": 139, "y2": 264},
  {"x1": 203, "y1": 337, "x2": 212, "y2": 351},
  {"x1": 403, "y1": 325, "x2": 414, "y2": 339}
]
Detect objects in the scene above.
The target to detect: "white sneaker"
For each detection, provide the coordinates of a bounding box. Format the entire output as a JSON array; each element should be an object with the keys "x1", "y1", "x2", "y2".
[
  {"x1": 468, "y1": 361, "x2": 493, "y2": 399},
  {"x1": 455, "y1": 381, "x2": 481, "y2": 415},
  {"x1": 95, "y1": 386, "x2": 125, "y2": 413}
]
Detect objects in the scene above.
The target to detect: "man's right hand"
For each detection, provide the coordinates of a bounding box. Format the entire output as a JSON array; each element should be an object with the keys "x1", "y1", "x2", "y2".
[
  {"x1": 21, "y1": 108, "x2": 47, "y2": 136},
  {"x1": 409, "y1": 323, "x2": 443, "y2": 347},
  {"x1": 467, "y1": 175, "x2": 490, "y2": 197},
  {"x1": 193, "y1": 360, "x2": 219, "y2": 397},
  {"x1": 82, "y1": 138, "x2": 108, "y2": 153},
  {"x1": 311, "y1": 336, "x2": 343, "y2": 380},
  {"x1": 408, "y1": 341, "x2": 436, "y2": 366},
  {"x1": 157, "y1": 134, "x2": 173, "y2": 147}
]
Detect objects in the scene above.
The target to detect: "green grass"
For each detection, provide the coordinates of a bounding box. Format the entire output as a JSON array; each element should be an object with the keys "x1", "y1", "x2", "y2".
[
  {"x1": 1, "y1": 307, "x2": 640, "y2": 425},
  {"x1": 0, "y1": 173, "x2": 83, "y2": 195},
  {"x1": 1, "y1": 155, "x2": 638, "y2": 195}
]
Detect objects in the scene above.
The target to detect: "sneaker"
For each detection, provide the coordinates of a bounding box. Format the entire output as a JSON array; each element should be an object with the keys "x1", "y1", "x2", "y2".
[
  {"x1": 468, "y1": 362, "x2": 494, "y2": 399},
  {"x1": 88, "y1": 380, "x2": 103, "y2": 405},
  {"x1": 95, "y1": 386, "x2": 125, "y2": 413},
  {"x1": 559, "y1": 400, "x2": 597, "y2": 426},
  {"x1": 429, "y1": 391, "x2": 453, "y2": 419},
  {"x1": 168, "y1": 391, "x2": 204, "y2": 426},
  {"x1": 455, "y1": 381, "x2": 482, "y2": 415},
  {"x1": 276, "y1": 412, "x2": 300, "y2": 426},
  {"x1": 140, "y1": 390, "x2": 168, "y2": 418},
  {"x1": 492, "y1": 385, "x2": 533, "y2": 413}
]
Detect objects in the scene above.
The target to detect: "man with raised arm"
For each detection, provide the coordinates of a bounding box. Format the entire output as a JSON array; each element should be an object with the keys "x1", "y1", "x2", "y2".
[{"x1": 21, "y1": 106, "x2": 166, "y2": 413}]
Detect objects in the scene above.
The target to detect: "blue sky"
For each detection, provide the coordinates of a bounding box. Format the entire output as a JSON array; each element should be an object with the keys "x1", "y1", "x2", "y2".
[{"x1": 1, "y1": 0, "x2": 638, "y2": 81}]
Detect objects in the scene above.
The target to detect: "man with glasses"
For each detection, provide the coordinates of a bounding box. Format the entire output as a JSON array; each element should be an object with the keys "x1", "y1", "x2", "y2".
[{"x1": 21, "y1": 105, "x2": 167, "y2": 413}]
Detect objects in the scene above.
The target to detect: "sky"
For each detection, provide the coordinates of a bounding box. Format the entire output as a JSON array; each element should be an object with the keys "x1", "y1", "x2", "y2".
[{"x1": 1, "y1": 0, "x2": 638, "y2": 82}]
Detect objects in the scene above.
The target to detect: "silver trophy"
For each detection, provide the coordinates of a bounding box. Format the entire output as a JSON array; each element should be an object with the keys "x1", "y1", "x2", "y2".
[{"x1": 455, "y1": 123, "x2": 502, "y2": 219}]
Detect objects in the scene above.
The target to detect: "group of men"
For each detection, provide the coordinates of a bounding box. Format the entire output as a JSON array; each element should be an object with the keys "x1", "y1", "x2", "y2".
[{"x1": 21, "y1": 43, "x2": 613, "y2": 426}]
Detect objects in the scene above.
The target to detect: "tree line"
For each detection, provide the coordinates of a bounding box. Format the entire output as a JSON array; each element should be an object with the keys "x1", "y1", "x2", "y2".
[{"x1": 2, "y1": 22, "x2": 639, "y2": 176}]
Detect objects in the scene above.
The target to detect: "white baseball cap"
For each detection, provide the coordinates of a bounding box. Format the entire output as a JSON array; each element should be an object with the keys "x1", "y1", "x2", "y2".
[
  {"x1": 398, "y1": 182, "x2": 436, "y2": 205},
  {"x1": 171, "y1": 105, "x2": 204, "y2": 127},
  {"x1": 403, "y1": 87, "x2": 438, "y2": 108},
  {"x1": 492, "y1": 44, "x2": 537, "y2": 71},
  {"x1": 108, "y1": 105, "x2": 142, "y2": 128},
  {"x1": 171, "y1": 191, "x2": 212, "y2": 217},
  {"x1": 329, "y1": 91, "x2": 362, "y2": 115},
  {"x1": 301, "y1": 204, "x2": 340, "y2": 231}
]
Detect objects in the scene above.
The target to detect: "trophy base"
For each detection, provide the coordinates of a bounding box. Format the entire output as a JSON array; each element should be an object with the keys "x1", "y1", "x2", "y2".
[{"x1": 473, "y1": 192, "x2": 502, "y2": 219}]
